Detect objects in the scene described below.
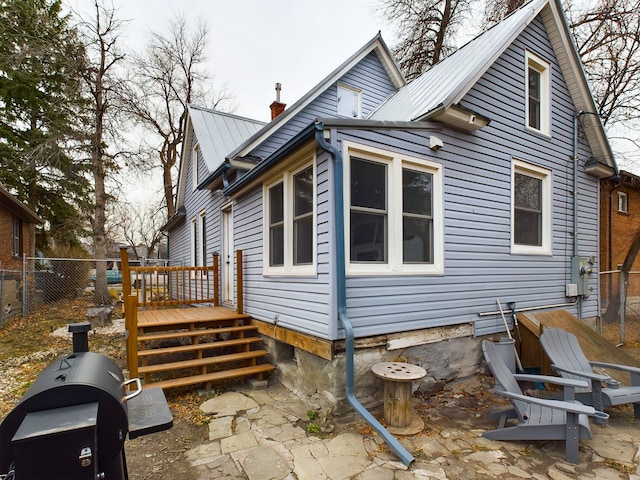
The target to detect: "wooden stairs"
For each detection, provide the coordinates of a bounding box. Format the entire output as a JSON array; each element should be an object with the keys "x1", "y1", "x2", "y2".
[
  {"x1": 134, "y1": 308, "x2": 274, "y2": 390},
  {"x1": 120, "y1": 248, "x2": 275, "y2": 391}
]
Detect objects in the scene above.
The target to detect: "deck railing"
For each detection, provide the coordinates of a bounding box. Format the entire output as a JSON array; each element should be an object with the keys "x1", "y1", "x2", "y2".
[{"x1": 119, "y1": 247, "x2": 245, "y2": 378}]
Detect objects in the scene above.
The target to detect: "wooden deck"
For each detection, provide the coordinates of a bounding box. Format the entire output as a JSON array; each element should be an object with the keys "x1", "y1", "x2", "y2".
[
  {"x1": 517, "y1": 309, "x2": 640, "y2": 386},
  {"x1": 137, "y1": 306, "x2": 251, "y2": 328},
  {"x1": 120, "y1": 248, "x2": 274, "y2": 390}
]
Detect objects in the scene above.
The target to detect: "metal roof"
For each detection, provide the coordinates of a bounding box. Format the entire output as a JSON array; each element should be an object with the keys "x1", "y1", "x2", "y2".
[
  {"x1": 187, "y1": 105, "x2": 266, "y2": 172},
  {"x1": 369, "y1": 0, "x2": 545, "y2": 122},
  {"x1": 227, "y1": 33, "x2": 405, "y2": 161},
  {"x1": 368, "y1": 0, "x2": 615, "y2": 169}
]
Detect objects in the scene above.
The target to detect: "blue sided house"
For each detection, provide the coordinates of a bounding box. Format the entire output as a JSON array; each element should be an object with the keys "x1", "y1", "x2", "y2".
[{"x1": 163, "y1": 0, "x2": 617, "y2": 403}]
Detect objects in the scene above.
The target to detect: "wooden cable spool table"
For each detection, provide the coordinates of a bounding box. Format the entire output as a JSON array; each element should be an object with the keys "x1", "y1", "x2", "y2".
[{"x1": 372, "y1": 361, "x2": 426, "y2": 435}]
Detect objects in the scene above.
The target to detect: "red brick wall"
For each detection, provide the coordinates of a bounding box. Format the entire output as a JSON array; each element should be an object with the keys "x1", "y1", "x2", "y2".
[
  {"x1": 0, "y1": 206, "x2": 35, "y2": 271},
  {"x1": 601, "y1": 176, "x2": 640, "y2": 299}
]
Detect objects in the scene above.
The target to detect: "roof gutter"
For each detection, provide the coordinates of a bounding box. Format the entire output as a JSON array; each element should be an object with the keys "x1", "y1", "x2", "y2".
[
  {"x1": 314, "y1": 120, "x2": 414, "y2": 467},
  {"x1": 198, "y1": 161, "x2": 231, "y2": 191},
  {"x1": 223, "y1": 122, "x2": 319, "y2": 197}
]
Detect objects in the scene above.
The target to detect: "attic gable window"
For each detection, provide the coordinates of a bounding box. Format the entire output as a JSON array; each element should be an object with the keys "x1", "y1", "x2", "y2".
[
  {"x1": 525, "y1": 51, "x2": 550, "y2": 135},
  {"x1": 337, "y1": 83, "x2": 361, "y2": 118},
  {"x1": 263, "y1": 146, "x2": 316, "y2": 276},
  {"x1": 512, "y1": 159, "x2": 552, "y2": 255},
  {"x1": 344, "y1": 141, "x2": 443, "y2": 275}
]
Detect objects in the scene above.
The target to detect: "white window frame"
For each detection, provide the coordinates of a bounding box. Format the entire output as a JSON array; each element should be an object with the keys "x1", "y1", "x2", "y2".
[
  {"x1": 525, "y1": 51, "x2": 550, "y2": 136},
  {"x1": 337, "y1": 83, "x2": 362, "y2": 119},
  {"x1": 192, "y1": 143, "x2": 200, "y2": 191},
  {"x1": 617, "y1": 191, "x2": 628, "y2": 213},
  {"x1": 198, "y1": 210, "x2": 206, "y2": 268},
  {"x1": 263, "y1": 145, "x2": 317, "y2": 276},
  {"x1": 190, "y1": 217, "x2": 197, "y2": 266},
  {"x1": 343, "y1": 141, "x2": 444, "y2": 276},
  {"x1": 511, "y1": 159, "x2": 552, "y2": 255}
]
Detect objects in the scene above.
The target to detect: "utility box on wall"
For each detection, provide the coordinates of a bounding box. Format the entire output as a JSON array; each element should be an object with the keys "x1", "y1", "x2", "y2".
[{"x1": 570, "y1": 256, "x2": 595, "y2": 297}]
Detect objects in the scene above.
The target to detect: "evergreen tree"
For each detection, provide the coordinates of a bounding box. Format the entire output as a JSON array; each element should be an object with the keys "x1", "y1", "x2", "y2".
[{"x1": 0, "y1": 0, "x2": 91, "y2": 250}]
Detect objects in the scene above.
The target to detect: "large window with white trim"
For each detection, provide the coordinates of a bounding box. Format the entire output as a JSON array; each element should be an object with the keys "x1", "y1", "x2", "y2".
[
  {"x1": 512, "y1": 159, "x2": 552, "y2": 255},
  {"x1": 526, "y1": 51, "x2": 550, "y2": 135},
  {"x1": 344, "y1": 141, "x2": 443, "y2": 275},
  {"x1": 264, "y1": 148, "x2": 316, "y2": 275}
]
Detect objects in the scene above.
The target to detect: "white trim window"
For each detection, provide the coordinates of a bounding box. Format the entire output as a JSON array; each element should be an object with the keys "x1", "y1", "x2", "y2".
[
  {"x1": 337, "y1": 83, "x2": 361, "y2": 118},
  {"x1": 198, "y1": 210, "x2": 206, "y2": 267},
  {"x1": 511, "y1": 159, "x2": 552, "y2": 255},
  {"x1": 190, "y1": 218, "x2": 197, "y2": 266},
  {"x1": 618, "y1": 191, "x2": 629, "y2": 213},
  {"x1": 263, "y1": 149, "x2": 316, "y2": 275},
  {"x1": 525, "y1": 51, "x2": 550, "y2": 135},
  {"x1": 192, "y1": 143, "x2": 200, "y2": 191},
  {"x1": 344, "y1": 141, "x2": 443, "y2": 275}
]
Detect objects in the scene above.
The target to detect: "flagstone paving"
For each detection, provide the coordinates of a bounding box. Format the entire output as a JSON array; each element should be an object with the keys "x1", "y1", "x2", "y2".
[{"x1": 185, "y1": 375, "x2": 640, "y2": 479}]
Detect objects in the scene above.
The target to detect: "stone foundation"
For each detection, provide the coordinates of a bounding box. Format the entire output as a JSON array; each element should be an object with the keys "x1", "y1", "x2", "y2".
[{"x1": 262, "y1": 334, "x2": 484, "y2": 416}]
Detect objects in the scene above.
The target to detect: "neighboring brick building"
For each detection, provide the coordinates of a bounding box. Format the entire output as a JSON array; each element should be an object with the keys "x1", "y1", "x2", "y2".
[
  {"x1": 600, "y1": 171, "x2": 640, "y2": 302},
  {"x1": 0, "y1": 185, "x2": 41, "y2": 270},
  {"x1": 0, "y1": 185, "x2": 41, "y2": 320}
]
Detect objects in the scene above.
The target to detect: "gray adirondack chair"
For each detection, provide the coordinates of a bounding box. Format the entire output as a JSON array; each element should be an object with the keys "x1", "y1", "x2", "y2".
[
  {"x1": 481, "y1": 340, "x2": 607, "y2": 464},
  {"x1": 540, "y1": 326, "x2": 640, "y2": 418}
]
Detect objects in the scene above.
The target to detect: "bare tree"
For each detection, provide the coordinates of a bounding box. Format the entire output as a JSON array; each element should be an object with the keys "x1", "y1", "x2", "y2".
[
  {"x1": 75, "y1": 0, "x2": 127, "y2": 305},
  {"x1": 483, "y1": 0, "x2": 525, "y2": 25},
  {"x1": 123, "y1": 14, "x2": 231, "y2": 218},
  {"x1": 112, "y1": 200, "x2": 167, "y2": 260},
  {"x1": 378, "y1": 0, "x2": 475, "y2": 80},
  {"x1": 566, "y1": 0, "x2": 640, "y2": 129}
]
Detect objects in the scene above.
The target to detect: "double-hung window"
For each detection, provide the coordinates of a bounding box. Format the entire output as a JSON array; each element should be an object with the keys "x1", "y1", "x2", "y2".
[
  {"x1": 344, "y1": 141, "x2": 443, "y2": 275},
  {"x1": 198, "y1": 211, "x2": 206, "y2": 267},
  {"x1": 264, "y1": 148, "x2": 316, "y2": 275},
  {"x1": 618, "y1": 191, "x2": 628, "y2": 213},
  {"x1": 512, "y1": 159, "x2": 552, "y2": 255},
  {"x1": 526, "y1": 51, "x2": 550, "y2": 135},
  {"x1": 11, "y1": 218, "x2": 21, "y2": 257}
]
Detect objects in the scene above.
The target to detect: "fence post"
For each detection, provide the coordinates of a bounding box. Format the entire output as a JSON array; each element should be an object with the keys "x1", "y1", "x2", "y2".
[
  {"x1": 120, "y1": 247, "x2": 131, "y2": 298},
  {"x1": 236, "y1": 250, "x2": 243, "y2": 314},
  {"x1": 22, "y1": 254, "x2": 27, "y2": 317},
  {"x1": 125, "y1": 294, "x2": 138, "y2": 379},
  {"x1": 620, "y1": 268, "x2": 626, "y2": 345}
]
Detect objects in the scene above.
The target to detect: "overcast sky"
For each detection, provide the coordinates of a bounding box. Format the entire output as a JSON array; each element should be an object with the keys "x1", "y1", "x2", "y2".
[
  {"x1": 66, "y1": 0, "x2": 638, "y2": 179},
  {"x1": 111, "y1": 0, "x2": 388, "y2": 122}
]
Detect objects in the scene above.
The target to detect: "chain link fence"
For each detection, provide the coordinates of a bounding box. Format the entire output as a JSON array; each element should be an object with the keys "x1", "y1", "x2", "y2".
[
  {"x1": 0, "y1": 257, "x2": 171, "y2": 327},
  {"x1": 599, "y1": 269, "x2": 640, "y2": 346}
]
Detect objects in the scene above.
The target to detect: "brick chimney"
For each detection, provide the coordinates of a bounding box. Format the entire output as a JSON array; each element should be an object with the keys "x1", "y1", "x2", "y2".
[{"x1": 269, "y1": 83, "x2": 286, "y2": 120}]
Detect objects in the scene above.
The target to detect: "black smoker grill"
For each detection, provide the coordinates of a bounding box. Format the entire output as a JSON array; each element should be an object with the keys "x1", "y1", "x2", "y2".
[{"x1": 0, "y1": 322, "x2": 173, "y2": 479}]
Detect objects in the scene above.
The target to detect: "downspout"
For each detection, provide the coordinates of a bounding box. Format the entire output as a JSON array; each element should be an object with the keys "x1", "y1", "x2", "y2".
[
  {"x1": 573, "y1": 113, "x2": 582, "y2": 320},
  {"x1": 314, "y1": 121, "x2": 414, "y2": 467}
]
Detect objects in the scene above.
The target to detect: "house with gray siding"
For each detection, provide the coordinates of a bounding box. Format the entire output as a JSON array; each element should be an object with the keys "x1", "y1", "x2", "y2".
[{"x1": 164, "y1": 0, "x2": 616, "y2": 403}]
